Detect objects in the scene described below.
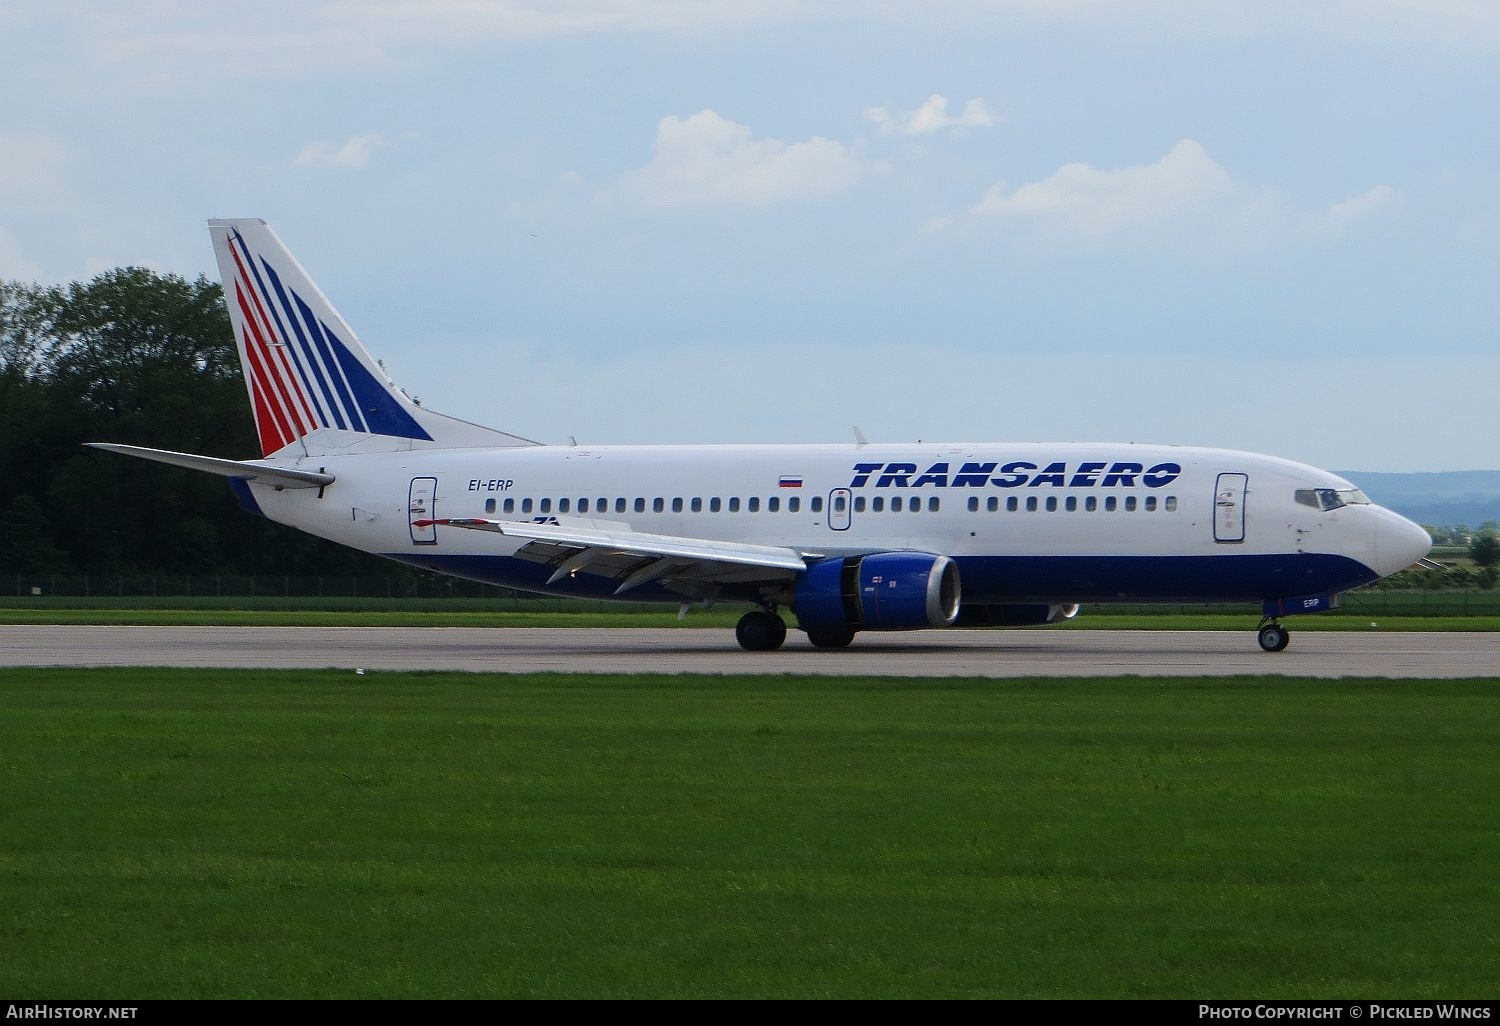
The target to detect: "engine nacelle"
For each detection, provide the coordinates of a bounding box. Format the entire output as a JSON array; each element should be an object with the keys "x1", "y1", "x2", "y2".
[
  {"x1": 954, "y1": 603, "x2": 1081, "y2": 627},
  {"x1": 794, "y1": 552, "x2": 961, "y2": 635}
]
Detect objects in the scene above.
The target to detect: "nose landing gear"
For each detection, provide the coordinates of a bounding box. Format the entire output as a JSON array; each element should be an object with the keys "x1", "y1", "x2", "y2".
[{"x1": 1257, "y1": 618, "x2": 1291, "y2": 652}]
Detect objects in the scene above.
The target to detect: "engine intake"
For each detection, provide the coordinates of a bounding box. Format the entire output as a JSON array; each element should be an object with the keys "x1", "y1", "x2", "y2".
[{"x1": 794, "y1": 552, "x2": 961, "y2": 635}]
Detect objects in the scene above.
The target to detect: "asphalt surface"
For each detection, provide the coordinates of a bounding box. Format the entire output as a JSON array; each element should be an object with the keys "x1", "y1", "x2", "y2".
[{"x1": 2, "y1": 625, "x2": 1497, "y2": 677}]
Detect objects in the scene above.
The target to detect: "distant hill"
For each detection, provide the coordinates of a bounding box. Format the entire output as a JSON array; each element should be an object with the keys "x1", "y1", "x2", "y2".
[{"x1": 1337, "y1": 471, "x2": 1500, "y2": 528}]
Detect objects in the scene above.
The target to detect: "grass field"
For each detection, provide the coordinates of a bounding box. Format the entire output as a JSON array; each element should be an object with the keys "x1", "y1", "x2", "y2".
[{"x1": 1, "y1": 668, "x2": 1496, "y2": 999}]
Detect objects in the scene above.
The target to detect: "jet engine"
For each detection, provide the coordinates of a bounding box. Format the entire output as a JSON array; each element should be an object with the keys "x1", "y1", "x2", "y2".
[{"x1": 793, "y1": 552, "x2": 960, "y2": 645}]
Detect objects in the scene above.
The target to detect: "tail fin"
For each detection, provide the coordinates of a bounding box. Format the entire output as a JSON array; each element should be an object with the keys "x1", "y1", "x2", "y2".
[{"x1": 209, "y1": 218, "x2": 537, "y2": 456}]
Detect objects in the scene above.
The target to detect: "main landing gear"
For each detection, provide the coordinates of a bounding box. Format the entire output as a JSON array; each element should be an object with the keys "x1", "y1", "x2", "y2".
[
  {"x1": 1257, "y1": 619, "x2": 1291, "y2": 653},
  {"x1": 735, "y1": 609, "x2": 787, "y2": 651}
]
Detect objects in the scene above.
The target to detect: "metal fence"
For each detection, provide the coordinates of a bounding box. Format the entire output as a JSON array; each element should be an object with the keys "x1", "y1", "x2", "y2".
[
  {"x1": 6, "y1": 574, "x2": 522, "y2": 600},
  {"x1": 4, "y1": 574, "x2": 1497, "y2": 617}
]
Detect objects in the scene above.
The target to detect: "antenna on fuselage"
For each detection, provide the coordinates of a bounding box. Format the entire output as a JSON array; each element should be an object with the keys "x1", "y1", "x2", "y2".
[{"x1": 852, "y1": 426, "x2": 868, "y2": 447}]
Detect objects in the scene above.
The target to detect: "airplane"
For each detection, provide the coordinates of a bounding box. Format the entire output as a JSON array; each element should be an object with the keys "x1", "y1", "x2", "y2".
[{"x1": 89, "y1": 219, "x2": 1433, "y2": 653}]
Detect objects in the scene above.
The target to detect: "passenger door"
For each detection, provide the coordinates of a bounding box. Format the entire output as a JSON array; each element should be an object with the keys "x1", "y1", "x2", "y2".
[
  {"x1": 409, "y1": 477, "x2": 438, "y2": 545},
  {"x1": 1213, "y1": 472, "x2": 1248, "y2": 543}
]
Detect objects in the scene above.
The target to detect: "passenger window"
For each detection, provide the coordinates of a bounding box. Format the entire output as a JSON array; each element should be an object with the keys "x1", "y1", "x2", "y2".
[
  {"x1": 811, "y1": 496, "x2": 823, "y2": 513},
  {"x1": 672, "y1": 498, "x2": 683, "y2": 512},
  {"x1": 789, "y1": 497, "x2": 800, "y2": 512},
  {"x1": 1125, "y1": 496, "x2": 1137, "y2": 512},
  {"x1": 504, "y1": 498, "x2": 515, "y2": 514},
  {"x1": 928, "y1": 497, "x2": 939, "y2": 512},
  {"x1": 691, "y1": 498, "x2": 702, "y2": 513},
  {"x1": 634, "y1": 498, "x2": 646, "y2": 513},
  {"x1": 1065, "y1": 496, "x2": 1077, "y2": 512},
  {"x1": 987, "y1": 497, "x2": 999, "y2": 512},
  {"x1": 891, "y1": 497, "x2": 903, "y2": 512},
  {"x1": 748, "y1": 497, "x2": 760, "y2": 512},
  {"x1": 855, "y1": 496, "x2": 867, "y2": 512},
  {"x1": 1026, "y1": 497, "x2": 1038, "y2": 512},
  {"x1": 710, "y1": 497, "x2": 721, "y2": 512},
  {"x1": 1085, "y1": 496, "x2": 1097, "y2": 512},
  {"x1": 615, "y1": 498, "x2": 625, "y2": 514},
  {"x1": 559, "y1": 498, "x2": 570, "y2": 513},
  {"x1": 968, "y1": 497, "x2": 979, "y2": 512},
  {"x1": 653, "y1": 498, "x2": 665, "y2": 513},
  {"x1": 539, "y1": 498, "x2": 552, "y2": 514},
  {"x1": 768, "y1": 497, "x2": 780, "y2": 512},
  {"x1": 870, "y1": 497, "x2": 881, "y2": 512},
  {"x1": 485, "y1": 498, "x2": 496, "y2": 514},
  {"x1": 1046, "y1": 497, "x2": 1058, "y2": 512},
  {"x1": 522, "y1": 498, "x2": 534, "y2": 514},
  {"x1": 729, "y1": 498, "x2": 740, "y2": 512},
  {"x1": 1166, "y1": 496, "x2": 1178, "y2": 512},
  {"x1": 1007, "y1": 497, "x2": 1018, "y2": 512},
  {"x1": 1145, "y1": 496, "x2": 1157, "y2": 512},
  {"x1": 1105, "y1": 496, "x2": 1117, "y2": 512}
]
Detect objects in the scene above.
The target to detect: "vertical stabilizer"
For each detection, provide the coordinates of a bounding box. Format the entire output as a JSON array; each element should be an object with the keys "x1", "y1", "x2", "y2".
[{"x1": 209, "y1": 218, "x2": 536, "y2": 456}]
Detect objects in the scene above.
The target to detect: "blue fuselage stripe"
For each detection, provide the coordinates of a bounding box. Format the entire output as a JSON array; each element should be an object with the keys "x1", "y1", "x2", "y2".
[{"x1": 380, "y1": 551, "x2": 1380, "y2": 606}]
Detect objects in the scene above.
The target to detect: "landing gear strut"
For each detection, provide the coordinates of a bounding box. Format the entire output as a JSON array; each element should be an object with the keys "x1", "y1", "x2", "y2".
[
  {"x1": 1257, "y1": 619, "x2": 1290, "y2": 653},
  {"x1": 736, "y1": 610, "x2": 787, "y2": 652}
]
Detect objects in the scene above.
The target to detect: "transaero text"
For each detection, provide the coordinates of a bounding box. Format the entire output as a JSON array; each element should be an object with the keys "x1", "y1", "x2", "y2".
[{"x1": 849, "y1": 461, "x2": 1183, "y2": 489}]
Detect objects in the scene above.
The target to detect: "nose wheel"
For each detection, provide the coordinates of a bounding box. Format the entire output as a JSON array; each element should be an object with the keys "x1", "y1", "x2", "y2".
[{"x1": 1257, "y1": 620, "x2": 1290, "y2": 652}]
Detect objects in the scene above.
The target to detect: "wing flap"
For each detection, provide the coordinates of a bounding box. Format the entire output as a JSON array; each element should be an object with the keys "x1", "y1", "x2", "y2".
[
  {"x1": 422, "y1": 518, "x2": 814, "y2": 572},
  {"x1": 417, "y1": 518, "x2": 815, "y2": 595}
]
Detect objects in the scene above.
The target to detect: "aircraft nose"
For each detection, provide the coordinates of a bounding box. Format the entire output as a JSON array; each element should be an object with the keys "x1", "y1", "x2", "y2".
[{"x1": 1373, "y1": 507, "x2": 1432, "y2": 578}]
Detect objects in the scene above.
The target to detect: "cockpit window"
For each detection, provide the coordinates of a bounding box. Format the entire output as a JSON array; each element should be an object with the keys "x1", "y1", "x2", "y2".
[{"x1": 1295, "y1": 487, "x2": 1372, "y2": 511}]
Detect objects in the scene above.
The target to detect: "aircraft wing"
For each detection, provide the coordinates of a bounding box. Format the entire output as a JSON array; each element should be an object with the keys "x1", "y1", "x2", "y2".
[{"x1": 418, "y1": 518, "x2": 818, "y2": 597}]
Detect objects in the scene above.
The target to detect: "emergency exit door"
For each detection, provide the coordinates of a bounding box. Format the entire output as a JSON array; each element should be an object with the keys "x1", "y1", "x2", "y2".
[
  {"x1": 828, "y1": 488, "x2": 852, "y2": 531},
  {"x1": 1213, "y1": 472, "x2": 1248, "y2": 543}
]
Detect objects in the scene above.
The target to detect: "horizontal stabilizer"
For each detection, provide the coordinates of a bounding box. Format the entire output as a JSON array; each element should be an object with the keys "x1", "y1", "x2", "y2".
[{"x1": 86, "y1": 443, "x2": 335, "y2": 489}]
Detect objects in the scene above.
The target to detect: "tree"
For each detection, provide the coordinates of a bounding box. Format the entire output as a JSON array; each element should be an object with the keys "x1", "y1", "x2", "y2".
[
  {"x1": 1471, "y1": 532, "x2": 1500, "y2": 570},
  {"x1": 0, "y1": 494, "x2": 72, "y2": 575},
  {"x1": 1, "y1": 266, "x2": 441, "y2": 579}
]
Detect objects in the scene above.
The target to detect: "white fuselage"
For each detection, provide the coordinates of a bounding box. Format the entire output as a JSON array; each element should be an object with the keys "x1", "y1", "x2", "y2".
[{"x1": 239, "y1": 440, "x2": 1431, "y2": 607}]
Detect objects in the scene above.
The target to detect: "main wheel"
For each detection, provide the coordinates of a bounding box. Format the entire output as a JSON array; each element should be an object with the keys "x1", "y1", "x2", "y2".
[
  {"x1": 806, "y1": 628, "x2": 855, "y2": 649},
  {"x1": 736, "y1": 611, "x2": 787, "y2": 651},
  {"x1": 1257, "y1": 623, "x2": 1290, "y2": 652}
]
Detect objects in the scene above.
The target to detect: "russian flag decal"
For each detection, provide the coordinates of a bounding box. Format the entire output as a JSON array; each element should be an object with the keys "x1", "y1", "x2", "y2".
[{"x1": 779, "y1": 476, "x2": 803, "y2": 488}]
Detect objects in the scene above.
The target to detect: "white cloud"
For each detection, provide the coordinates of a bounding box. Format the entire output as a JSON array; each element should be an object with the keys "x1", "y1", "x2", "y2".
[
  {"x1": 619, "y1": 109, "x2": 865, "y2": 208},
  {"x1": 1314, "y1": 185, "x2": 1400, "y2": 237},
  {"x1": 865, "y1": 94, "x2": 998, "y2": 136},
  {"x1": 295, "y1": 131, "x2": 413, "y2": 170},
  {"x1": 970, "y1": 139, "x2": 1397, "y2": 253}
]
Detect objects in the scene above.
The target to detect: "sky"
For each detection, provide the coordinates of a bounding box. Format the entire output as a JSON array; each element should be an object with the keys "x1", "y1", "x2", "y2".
[{"x1": 2, "y1": 1, "x2": 1497, "y2": 472}]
